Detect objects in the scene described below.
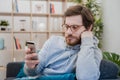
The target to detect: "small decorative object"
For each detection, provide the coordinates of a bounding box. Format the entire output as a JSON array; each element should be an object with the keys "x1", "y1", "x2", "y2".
[
  {"x1": 35, "y1": 3, "x2": 44, "y2": 13},
  {"x1": 19, "y1": 19, "x2": 26, "y2": 31},
  {"x1": 0, "y1": 38, "x2": 4, "y2": 50},
  {"x1": 0, "y1": 20, "x2": 9, "y2": 31},
  {"x1": 37, "y1": 23, "x2": 46, "y2": 31}
]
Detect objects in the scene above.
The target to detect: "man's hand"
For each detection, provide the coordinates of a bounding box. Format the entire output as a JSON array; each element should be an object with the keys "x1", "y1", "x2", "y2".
[
  {"x1": 25, "y1": 48, "x2": 39, "y2": 69},
  {"x1": 81, "y1": 25, "x2": 93, "y2": 38}
]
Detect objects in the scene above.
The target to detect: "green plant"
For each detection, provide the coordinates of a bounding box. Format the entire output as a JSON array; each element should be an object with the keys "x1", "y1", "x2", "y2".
[
  {"x1": 0, "y1": 20, "x2": 9, "y2": 27},
  {"x1": 68, "y1": 0, "x2": 103, "y2": 48},
  {"x1": 103, "y1": 52, "x2": 120, "y2": 76},
  {"x1": 103, "y1": 52, "x2": 120, "y2": 67}
]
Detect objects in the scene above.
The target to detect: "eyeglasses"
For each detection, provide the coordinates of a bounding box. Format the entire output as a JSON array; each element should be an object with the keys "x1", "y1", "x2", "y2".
[{"x1": 62, "y1": 24, "x2": 83, "y2": 32}]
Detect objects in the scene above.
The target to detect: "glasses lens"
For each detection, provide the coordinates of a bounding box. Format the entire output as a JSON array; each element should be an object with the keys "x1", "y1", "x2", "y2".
[
  {"x1": 62, "y1": 24, "x2": 83, "y2": 32},
  {"x1": 71, "y1": 25, "x2": 79, "y2": 31},
  {"x1": 62, "y1": 24, "x2": 68, "y2": 31}
]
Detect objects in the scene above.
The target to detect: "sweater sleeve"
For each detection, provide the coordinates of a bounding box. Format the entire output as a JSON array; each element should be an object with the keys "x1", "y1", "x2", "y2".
[
  {"x1": 76, "y1": 37, "x2": 102, "y2": 80},
  {"x1": 24, "y1": 36, "x2": 54, "y2": 76}
]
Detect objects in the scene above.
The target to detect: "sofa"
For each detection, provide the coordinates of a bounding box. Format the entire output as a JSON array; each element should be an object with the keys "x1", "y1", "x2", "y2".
[{"x1": 5, "y1": 60, "x2": 120, "y2": 80}]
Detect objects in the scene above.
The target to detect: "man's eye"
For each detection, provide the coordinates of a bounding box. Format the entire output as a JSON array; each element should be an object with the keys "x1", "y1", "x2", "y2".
[{"x1": 72, "y1": 25, "x2": 78, "y2": 29}]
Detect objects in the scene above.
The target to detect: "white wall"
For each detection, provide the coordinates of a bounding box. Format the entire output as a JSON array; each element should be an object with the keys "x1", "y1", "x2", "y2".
[{"x1": 102, "y1": 0, "x2": 120, "y2": 54}]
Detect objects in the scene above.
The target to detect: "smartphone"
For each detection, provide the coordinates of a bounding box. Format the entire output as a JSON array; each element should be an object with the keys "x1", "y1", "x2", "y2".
[
  {"x1": 26, "y1": 41, "x2": 36, "y2": 53},
  {"x1": 25, "y1": 41, "x2": 38, "y2": 60}
]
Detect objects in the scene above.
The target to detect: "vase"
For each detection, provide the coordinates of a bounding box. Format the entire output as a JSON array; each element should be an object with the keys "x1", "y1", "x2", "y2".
[{"x1": 0, "y1": 26, "x2": 7, "y2": 31}]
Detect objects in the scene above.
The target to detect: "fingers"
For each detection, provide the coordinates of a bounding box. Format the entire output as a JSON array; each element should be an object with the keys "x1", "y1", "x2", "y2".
[
  {"x1": 25, "y1": 48, "x2": 31, "y2": 54},
  {"x1": 25, "y1": 59, "x2": 39, "y2": 69},
  {"x1": 25, "y1": 53, "x2": 39, "y2": 69},
  {"x1": 88, "y1": 25, "x2": 93, "y2": 31},
  {"x1": 80, "y1": 26, "x2": 86, "y2": 33},
  {"x1": 80, "y1": 26, "x2": 93, "y2": 38},
  {"x1": 25, "y1": 53, "x2": 38, "y2": 60},
  {"x1": 81, "y1": 31, "x2": 93, "y2": 38},
  {"x1": 25, "y1": 59, "x2": 39, "y2": 64}
]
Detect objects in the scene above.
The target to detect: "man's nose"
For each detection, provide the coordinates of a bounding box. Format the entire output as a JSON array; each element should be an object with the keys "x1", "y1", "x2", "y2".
[{"x1": 65, "y1": 28, "x2": 72, "y2": 34}]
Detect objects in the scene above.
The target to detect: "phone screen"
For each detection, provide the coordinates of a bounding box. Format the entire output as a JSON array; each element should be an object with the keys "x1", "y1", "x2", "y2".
[
  {"x1": 26, "y1": 41, "x2": 36, "y2": 53},
  {"x1": 25, "y1": 41, "x2": 38, "y2": 60}
]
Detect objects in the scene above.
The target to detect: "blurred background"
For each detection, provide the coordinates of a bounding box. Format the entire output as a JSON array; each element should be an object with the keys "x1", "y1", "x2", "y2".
[{"x1": 0, "y1": 0, "x2": 120, "y2": 79}]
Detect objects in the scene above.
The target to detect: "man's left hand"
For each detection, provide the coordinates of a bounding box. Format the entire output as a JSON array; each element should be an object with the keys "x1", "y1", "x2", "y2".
[{"x1": 81, "y1": 25, "x2": 93, "y2": 38}]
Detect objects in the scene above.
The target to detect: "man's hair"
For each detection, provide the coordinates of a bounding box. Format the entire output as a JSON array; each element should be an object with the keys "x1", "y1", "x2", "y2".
[{"x1": 64, "y1": 5, "x2": 94, "y2": 30}]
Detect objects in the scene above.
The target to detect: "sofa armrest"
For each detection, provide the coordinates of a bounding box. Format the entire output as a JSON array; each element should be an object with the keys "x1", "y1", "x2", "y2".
[
  {"x1": 99, "y1": 59, "x2": 119, "y2": 79},
  {"x1": 6, "y1": 62, "x2": 23, "y2": 78}
]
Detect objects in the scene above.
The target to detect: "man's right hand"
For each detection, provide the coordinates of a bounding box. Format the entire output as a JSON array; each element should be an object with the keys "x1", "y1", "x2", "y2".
[{"x1": 25, "y1": 48, "x2": 39, "y2": 69}]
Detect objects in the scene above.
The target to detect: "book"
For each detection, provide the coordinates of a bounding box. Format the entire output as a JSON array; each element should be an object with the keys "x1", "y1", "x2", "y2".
[
  {"x1": 14, "y1": 37, "x2": 21, "y2": 49},
  {"x1": 14, "y1": 0, "x2": 19, "y2": 12},
  {"x1": 50, "y1": 3, "x2": 55, "y2": 14},
  {"x1": 35, "y1": 3, "x2": 44, "y2": 13}
]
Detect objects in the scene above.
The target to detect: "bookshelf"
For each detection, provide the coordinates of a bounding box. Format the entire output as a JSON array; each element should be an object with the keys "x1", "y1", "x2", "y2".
[{"x1": 0, "y1": 0, "x2": 75, "y2": 79}]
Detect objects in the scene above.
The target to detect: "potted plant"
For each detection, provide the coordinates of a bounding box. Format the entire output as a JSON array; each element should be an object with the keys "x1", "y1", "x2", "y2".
[{"x1": 0, "y1": 20, "x2": 9, "y2": 31}]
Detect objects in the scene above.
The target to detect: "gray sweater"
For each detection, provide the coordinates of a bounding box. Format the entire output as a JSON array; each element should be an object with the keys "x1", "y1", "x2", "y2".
[{"x1": 24, "y1": 36, "x2": 102, "y2": 80}]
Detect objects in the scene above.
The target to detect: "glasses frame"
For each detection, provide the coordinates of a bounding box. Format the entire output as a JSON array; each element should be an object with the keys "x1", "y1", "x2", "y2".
[{"x1": 62, "y1": 24, "x2": 83, "y2": 32}]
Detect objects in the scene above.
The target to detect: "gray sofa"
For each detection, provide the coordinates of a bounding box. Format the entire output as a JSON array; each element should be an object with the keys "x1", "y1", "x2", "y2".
[{"x1": 5, "y1": 60, "x2": 120, "y2": 80}]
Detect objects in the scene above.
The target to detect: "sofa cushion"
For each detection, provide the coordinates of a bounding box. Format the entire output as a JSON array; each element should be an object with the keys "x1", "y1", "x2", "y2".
[{"x1": 16, "y1": 62, "x2": 26, "y2": 78}]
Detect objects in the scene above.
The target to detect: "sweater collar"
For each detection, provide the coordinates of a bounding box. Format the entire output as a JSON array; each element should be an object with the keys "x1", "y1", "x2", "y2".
[{"x1": 64, "y1": 41, "x2": 80, "y2": 50}]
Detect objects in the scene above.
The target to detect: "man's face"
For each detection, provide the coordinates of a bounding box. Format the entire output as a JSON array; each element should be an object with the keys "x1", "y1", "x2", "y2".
[{"x1": 64, "y1": 15, "x2": 86, "y2": 46}]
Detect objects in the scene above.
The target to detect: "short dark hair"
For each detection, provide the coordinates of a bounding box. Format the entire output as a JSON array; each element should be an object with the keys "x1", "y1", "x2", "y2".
[{"x1": 64, "y1": 5, "x2": 94, "y2": 29}]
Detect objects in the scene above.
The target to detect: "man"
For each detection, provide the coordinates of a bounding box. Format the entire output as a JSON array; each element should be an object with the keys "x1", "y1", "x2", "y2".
[{"x1": 24, "y1": 5, "x2": 102, "y2": 80}]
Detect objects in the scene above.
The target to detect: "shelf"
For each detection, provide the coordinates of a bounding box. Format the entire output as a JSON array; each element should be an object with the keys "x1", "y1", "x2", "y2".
[
  {"x1": 31, "y1": 0, "x2": 48, "y2": 1},
  {"x1": 13, "y1": 31, "x2": 61, "y2": 33},
  {"x1": 0, "y1": 12, "x2": 49, "y2": 17},
  {"x1": 33, "y1": 31, "x2": 49, "y2": 33},
  {"x1": 32, "y1": 31, "x2": 64, "y2": 33},
  {"x1": 0, "y1": 31, "x2": 12, "y2": 33},
  {"x1": 0, "y1": 66, "x2": 6, "y2": 69},
  {"x1": 50, "y1": 14, "x2": 64, "y2": 17},
  {"x1": 0, "y1": 50, "x2": 13, "y2": 52},
  {"x1": 50, "y1": 0, "x2": 65, "y2": 2},
  {"x1": 32, "y1": 13, "x2": 49, "y2": 17},
  {"x1": 50, "y1": 31, "x2": 64, "y2": 33},
  {"x1": 0, "y1": 12, "x2": 12, "y2": 16},
  {"x1": 0, "y1": 13, "x2": 64, "y2": 18},
  {"x1": 13, "y1": 31, "x2": 31, "y2": 33},
  {"x1": 13, "y1": 13, "x2": 31, "y2": 17},
  {"x1": 0, "y1": 0, "x2": 67, "y2": 79}
]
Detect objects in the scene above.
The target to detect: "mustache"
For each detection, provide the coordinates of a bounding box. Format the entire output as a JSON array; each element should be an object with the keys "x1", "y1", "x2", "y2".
[{"x1": 66, "y1": 35, "x2": 76, "y2": 39}]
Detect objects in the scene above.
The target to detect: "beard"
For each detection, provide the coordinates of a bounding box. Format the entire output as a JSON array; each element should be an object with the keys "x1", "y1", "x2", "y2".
[{"x1": 65, "y1": 34, "x2": 81, "y2": 46}]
